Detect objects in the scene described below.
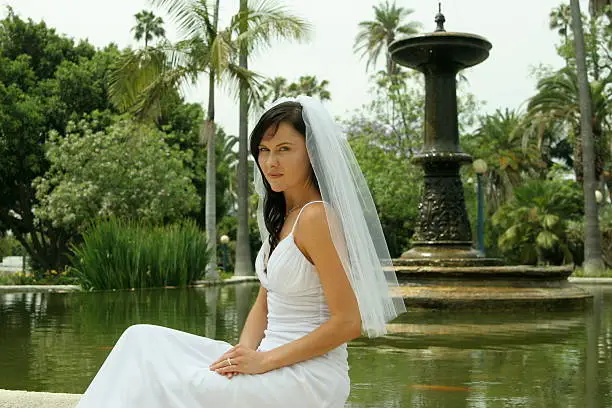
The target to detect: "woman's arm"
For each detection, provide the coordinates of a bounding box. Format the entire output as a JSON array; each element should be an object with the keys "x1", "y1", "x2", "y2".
[
  {"x1": 261, "y1": 204, "x2": 361, "y2": 371},
  {"x1": 237, "y1": 285, "x2": 268, "y2": 350}
]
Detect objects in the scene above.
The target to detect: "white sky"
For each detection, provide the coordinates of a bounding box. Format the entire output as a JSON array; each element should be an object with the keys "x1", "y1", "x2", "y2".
[{"x1": 1, "y1": 0, "x2": 586, "y2": 136}]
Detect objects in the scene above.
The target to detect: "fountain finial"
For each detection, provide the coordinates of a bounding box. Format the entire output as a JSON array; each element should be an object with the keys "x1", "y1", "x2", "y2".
[{"x1": 435, "y1": 2, "x2": 446, "y2": 32}]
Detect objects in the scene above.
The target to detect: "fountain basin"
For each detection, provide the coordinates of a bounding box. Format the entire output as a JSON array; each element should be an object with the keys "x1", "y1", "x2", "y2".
[
  {"x1": 389, "y1": 32, "x2": 492, "y2": 72},
  {"x1": 393, "y1": 265, "x2": 592, "y2": 310}
]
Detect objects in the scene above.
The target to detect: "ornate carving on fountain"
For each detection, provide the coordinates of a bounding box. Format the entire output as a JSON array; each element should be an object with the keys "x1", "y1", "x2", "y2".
[{"x1": 413, "y1": 166, "x2": 472, "y2": 244}]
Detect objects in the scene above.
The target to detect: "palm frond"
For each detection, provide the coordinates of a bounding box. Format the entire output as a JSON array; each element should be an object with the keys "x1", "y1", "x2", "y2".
[
  {"x1": 150, "y1": 0, "x2": 215, "y2": 40},
  {"x1": 353, "y1": 1, "x2": 419, "y2": 73},
  {"x1": 209, "y1": 30, "x2": 234, "y2": 80},
  {"x1": 109, "y1": 44, "x2": 192, "y2": 120},
  {"x1": 231, "y1": 0, "x2": 311, "y2": 54},
  {"x1": 222, "y1": 62, "x2": 265, "y2": 109}
]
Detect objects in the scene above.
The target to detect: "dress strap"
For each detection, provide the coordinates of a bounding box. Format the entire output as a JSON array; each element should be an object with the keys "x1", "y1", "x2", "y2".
[{"x1": 290, "y1": 200, "x2": 324, "y2": 235}]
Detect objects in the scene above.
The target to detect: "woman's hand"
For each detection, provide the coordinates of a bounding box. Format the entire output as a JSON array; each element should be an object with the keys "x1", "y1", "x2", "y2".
[{"x1": 209, "y1": 344, "x2": 273, "y2": 378}]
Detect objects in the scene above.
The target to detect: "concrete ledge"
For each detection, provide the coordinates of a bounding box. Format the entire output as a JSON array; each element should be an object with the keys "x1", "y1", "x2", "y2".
[
  {"x1": 0, "y1": 285, "x2": 81, "y2": 293},
  {"x1": 191, "y1": 276, "x2": 259, "y2": 286},
  {"x1": 0, "y1": 276, "x2": 259, "y2": 293},
  {"x1": 568, "y1": 277, "x2": 612, "y2": 284},
  {"x1": 0, "y1": 389, "x2": 80, "y2": 408}
]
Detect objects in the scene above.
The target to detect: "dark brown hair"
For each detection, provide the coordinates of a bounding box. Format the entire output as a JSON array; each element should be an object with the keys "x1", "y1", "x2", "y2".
[{"x1": 249, "y1": 101, "x2": 319, "y2": 257}]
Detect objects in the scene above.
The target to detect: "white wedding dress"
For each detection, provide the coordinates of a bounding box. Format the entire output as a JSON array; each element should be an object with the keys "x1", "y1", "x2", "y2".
[{"x1": 75, "y1": 201, "x2": 350, "y2": 408}]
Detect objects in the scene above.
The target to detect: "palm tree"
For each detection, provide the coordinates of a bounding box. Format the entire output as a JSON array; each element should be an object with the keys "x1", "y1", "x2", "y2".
[
  {"x1": 259, "y1": 75, "x2": 331, "y2": 105},
  {"x1": 549, "y1": 3, "x2": 609, "y2": 80},
  {"x1": 286, "y1": 75, "x2": 331, "y2": 100},
  {"x1": 549, "y1": 4, "x2": 571, "y2": 38},
  {"x1": 527, "y1": 67, "x2": 609, "y2": 184},
  {"x1": 232, "y1": 0, "x2": 310, "y2": 276},
  {"x1": 463, "y1": 109, "x2": 542, "y2": 213},
  {"x1": 549, "y1": 4, "x2": 572, "y2": 66},
  {"x1": 261, "y1": 76, "x2": 288, "y2": 102},
  {"x1": 353, "y1": 0, "x2": 421, "y2": 75},
  {"x1": 110, "y1": 0, "x2": 263, "y2": 279},
  {"x1": 132, "y1": 10, "x2": 166, "y2": 48},
  {"x1": 570, "y1": 0, "x2": 605, "y2": 274}
]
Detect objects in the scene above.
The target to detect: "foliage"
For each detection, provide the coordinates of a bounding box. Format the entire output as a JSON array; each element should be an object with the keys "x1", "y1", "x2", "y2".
[
  {"x1": 111, "y1": 0, "x2": 310, "y2": 120},
  {"x1": 365, "y1": 70, "x2": 424, "y2": 158},
  {"x1": 0, "y1": 233, "x2": 25, "y2": 258},
  {"x1": 0, "y1": 11, "x2": 207, "y2": 272},
  {"x1": 526, "y1": 67, "x2": 610, "y2": 182},
  {"x1": 492, "y1": 179, "x2": 584, "y2": 265},
  {"x1": 363, "y1": 71, "x2": 482, "y2": 159},
  {"x1": 0, "y1": 271, "x2": 34, "y2": 285},
  {"x1": 346, "y1": 126, "x2": 421, "y2": 257},
  {"x1": 258, "y1": 74, "x2": 331, "y2": 106},
  {"x1": 69, "y1": 217, "x2": 210, "y2": 290},
  {"x1": 156, "y1": 93, "x2": 205, "y2": 153},
  {"x1": 572, "y1": 204, "x2": 612, "y2": 267},
  {"x1": 538, "y1": 4, "x2": 612, "y2": 201},
  {"x1": 353, "y1": 0, "x2": 421, "y2": 75},
  {"x1": 216, "y1": 214, "x2": 262, "y2": 270},
  {"x1": 210, "y1": 127, "x2": 238, "y2": 223},
  {"x1": 113, "y1": 0, "x2": 310, "y2": 277},
  {"x1": 0, "y1": 269, "x2": 79, "y2": 285},
  {"x1": 32, "y1": 118, "x2": 200, "y2": 233},
  {"x1": 341, "y1": 70, "x2": 482, "y2": 256},
  {"x1": 132, "y1": 10, "x2": 166, "y2": 48},
  {"x1": 463, "y1": 109, "x2": 545, "y2": 214},
  {"x1": 285, "y1": 75, "x2": 330, "y2": 99},
  {"x1": 571, "y1": 266, "x2": 612, "y2": 277},
  {"x1": 0, "y1": 10, "x2": 121, "y2": 272},
  {"x1": 548, "y1": 4, "x2": 611, "y2": 80}
]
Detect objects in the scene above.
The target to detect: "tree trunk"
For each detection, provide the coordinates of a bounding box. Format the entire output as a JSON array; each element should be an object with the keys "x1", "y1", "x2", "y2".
[
  {"x1": 205, "y1": 70, "x2": 218, "y2": 279},
  {"x1": 9, "y1": 185, "x2": 73, "y2": 274},
  {"x1": 589, "y1": 0, "x2": 612, "y2": 17},
  {"x1": 386, "y1": 33, "x2": 397, "y2": 76},
  {"x1": 570, "y1": 0, "x2": 605, "y2": 275},
  {"x1": 203, "y1": 0, "x2": 222, "y2": 280},
  {"x1": 573, "y1": 126, "x2": 584, "y2": 183},
  {"x1": 235, "y1": 0, "x2": 254, "y2": 276}
]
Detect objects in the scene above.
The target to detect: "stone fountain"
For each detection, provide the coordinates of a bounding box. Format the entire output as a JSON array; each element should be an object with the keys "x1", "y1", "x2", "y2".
[{"x1": 388, "y1": 6, "x2": 592, "y2": 309}]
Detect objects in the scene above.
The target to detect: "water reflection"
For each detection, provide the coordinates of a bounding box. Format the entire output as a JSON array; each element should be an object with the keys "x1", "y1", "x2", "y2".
[
  {"x1": 0, "y1": 284, "x2": 259, "y2": 392},
  {"x1": 0, "y1": 284, "x2": 611, "y2": 407},
  {"x1": 346, "y1": 285, "x2": 612, "y2": 408}
]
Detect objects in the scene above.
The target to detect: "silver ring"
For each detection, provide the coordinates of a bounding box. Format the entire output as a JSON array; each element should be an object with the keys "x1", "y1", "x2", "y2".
[{"x1": 226, "y1": 357, "x2": 232, "y2": 366}]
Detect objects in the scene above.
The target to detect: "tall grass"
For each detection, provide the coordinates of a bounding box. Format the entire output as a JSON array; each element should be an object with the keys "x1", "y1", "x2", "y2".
[{"x1": 69, "y1": 218, "x2": 210, "y2": 290}]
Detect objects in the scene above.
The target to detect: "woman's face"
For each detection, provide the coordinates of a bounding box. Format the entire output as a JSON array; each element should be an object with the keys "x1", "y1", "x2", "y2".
[{"x1": 257, "y1": 121, "x2": 311, "y2": 193}]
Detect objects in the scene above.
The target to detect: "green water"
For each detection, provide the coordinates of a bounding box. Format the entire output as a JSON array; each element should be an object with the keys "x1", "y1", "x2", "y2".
[{"x1": 0, "y1": 283, "x2": 610, "y2": 407}]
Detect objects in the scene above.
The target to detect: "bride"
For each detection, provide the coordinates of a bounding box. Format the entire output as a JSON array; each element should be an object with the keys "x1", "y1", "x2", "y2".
[{"x1": 75, "y1": 96, "x2": 405, "y2": 408}]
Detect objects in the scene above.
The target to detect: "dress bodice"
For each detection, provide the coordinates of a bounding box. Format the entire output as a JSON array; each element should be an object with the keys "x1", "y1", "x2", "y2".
[
  {"x1": 254, "y1": 201, "x2": 347, "y2": 369},
  {"x1": 255, "y1": 231, "x2": 330, "y2": 336}
]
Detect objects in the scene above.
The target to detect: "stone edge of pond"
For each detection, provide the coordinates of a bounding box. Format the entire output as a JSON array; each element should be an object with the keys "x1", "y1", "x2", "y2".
[
  {"x1": 192, "y1": 276, "x2": 259, "y2": 286},
  {"x1": 568, "y1": 277, "x2": 612, "y2": 284},
  {"x1": 0, "y1": 389, "x2": 80, "y2": 408},
  {"x1": 0, "y1": 277, "x2": 605, "y2": 294},
  {"x1": 0, "y1": 276, "x2": 260, "y2": 293},
  {"x1": 0, "y1": 285, "x2": 82, "y2": 293}
]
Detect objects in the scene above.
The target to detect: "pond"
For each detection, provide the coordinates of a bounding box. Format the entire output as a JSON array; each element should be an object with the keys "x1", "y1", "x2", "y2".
[{"x1": 0, "y1": 283, "x2": 610, "y2": 407}]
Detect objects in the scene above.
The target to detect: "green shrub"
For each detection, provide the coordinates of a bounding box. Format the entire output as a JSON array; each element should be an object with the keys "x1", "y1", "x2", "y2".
[
  {"x1": 492, "y1": 179, "x2": 583, "y2": 265},
  {"x1": 0, "y1": 271, "x2": 36, "y2": 285},
  {"x1": 0, "y1": 234, "x2": 26, "y2": 258},
  {"x1": 69, "y1": 217, "x2": 210, "y2": 290}
]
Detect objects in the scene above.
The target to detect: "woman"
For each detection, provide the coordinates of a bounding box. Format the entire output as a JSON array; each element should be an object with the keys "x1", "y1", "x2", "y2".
[{"x1": 75, "y1": 96, "x2": 405, "y2": 408}]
